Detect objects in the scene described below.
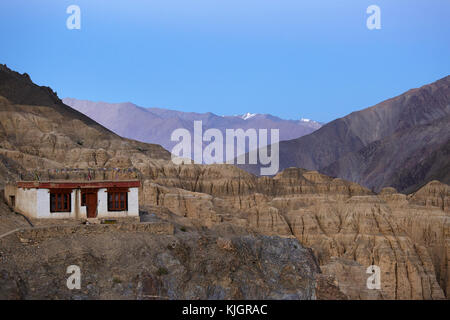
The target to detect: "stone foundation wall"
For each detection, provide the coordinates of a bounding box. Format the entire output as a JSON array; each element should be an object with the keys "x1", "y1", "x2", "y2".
[{"x1": 13, "y1": 221, "x2": 174, "y2": 242}]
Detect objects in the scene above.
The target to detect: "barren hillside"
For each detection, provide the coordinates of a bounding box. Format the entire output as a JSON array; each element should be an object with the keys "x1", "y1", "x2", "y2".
[{"x1": 0, "y1": 65, "x2": 449, "y2": 300}]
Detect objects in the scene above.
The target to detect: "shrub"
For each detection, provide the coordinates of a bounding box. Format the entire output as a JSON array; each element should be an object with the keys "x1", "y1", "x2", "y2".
[{"x1": 157, "y1": 267, "x2": 169, "y2": 276}]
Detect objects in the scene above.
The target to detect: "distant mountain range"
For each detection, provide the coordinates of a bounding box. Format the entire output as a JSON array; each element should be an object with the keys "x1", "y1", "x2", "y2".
[
  {"x1": 62, "y1": 98, "x2": 322, "y2": 162},
  {"x1": 239, "y1": 75, "x2": 450, "y2": 193}
]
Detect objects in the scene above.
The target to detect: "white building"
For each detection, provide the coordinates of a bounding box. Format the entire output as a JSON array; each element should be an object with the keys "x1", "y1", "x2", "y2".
[{"x1": 4, "y1": 180, "x2": 140, "y2": 220}]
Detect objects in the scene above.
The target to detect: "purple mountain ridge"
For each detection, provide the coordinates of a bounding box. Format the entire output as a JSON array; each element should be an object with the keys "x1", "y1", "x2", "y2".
[{"x1": 62, "y1": 98, "x2": 322, "y2": 161}]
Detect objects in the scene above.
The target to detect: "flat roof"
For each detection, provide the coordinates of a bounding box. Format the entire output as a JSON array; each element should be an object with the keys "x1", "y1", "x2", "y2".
[{"x1": 17, "y1": 180, "x2": 141, "y2": 189}]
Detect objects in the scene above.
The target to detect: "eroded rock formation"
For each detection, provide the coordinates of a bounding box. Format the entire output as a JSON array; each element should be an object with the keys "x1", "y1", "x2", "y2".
[
  {"x1": 138, "y1": 166, "x2": 449, "y2": 299},
  {"x1": 0, "y1": 65, "x2": 449, "y2": 300}
]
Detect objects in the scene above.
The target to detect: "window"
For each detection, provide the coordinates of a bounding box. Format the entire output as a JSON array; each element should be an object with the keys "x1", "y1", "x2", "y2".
[
  {"x1": 50, "y1": 190, "x2": 71, "y2": 212},
  {"x1": 9, "y1": 196, "x2": 15, "y2": 208},
  {"x1": 81, "y1": 192, "x2": 87, "y2": 206},
  {"x1": 107, "y1": 189, "x2": 128, "y2": 211}
]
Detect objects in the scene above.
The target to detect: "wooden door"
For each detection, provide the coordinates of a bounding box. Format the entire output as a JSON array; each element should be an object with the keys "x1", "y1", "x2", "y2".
[{"x1": 86, "y1": 192, "x2": 98, "y2": 218}]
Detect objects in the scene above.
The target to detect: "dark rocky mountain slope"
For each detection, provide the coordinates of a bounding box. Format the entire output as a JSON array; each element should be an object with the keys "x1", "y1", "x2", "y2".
[{"x1": 240, "y1": 75, "x2": 450, "y2": 193}]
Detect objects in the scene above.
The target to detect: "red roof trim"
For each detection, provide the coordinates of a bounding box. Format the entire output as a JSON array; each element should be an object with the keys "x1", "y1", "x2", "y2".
[{"x1": 17, "y1": 180, "x2": 141, "y2": 189}]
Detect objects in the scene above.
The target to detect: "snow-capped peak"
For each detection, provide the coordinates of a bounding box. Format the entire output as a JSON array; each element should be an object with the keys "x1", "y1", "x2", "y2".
[
  {"x1": 300, "y1": 118, "x2": 311, "y2": 122},
  {"x1": 241, "y1": 112, "x2": 257, "y2": 120}
]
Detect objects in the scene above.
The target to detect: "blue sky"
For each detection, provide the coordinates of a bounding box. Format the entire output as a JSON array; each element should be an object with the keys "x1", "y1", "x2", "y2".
[{"x1": 0, "y1": 0, "x2": 449, "y2": 122}]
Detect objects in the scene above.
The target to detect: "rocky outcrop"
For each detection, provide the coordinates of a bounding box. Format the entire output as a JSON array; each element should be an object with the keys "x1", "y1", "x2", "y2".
[
  {"x1": 386, "y1": 181, "x2": 450, "y2": 296},
  {"x1": 279, "y1": 196, "x2": 445, "y2": 299},
  {"x1": 409, "y1": 180, "x2": 450, "y2": 211},
  {"x1": 139, "y1": 167, "x2": 449, "y2": 299}
]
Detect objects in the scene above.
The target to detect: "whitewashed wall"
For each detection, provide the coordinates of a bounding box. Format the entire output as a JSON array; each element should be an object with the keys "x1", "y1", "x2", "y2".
[
  {"x1": 97, "y1": 187, "x2": 139, "y2": 218},
  {"x1": 36, "y1": 189, "x2": 77, "y2": 219},
  {"x1": 12, "y1": 187, "x2": 138, "y2": 220},
  {"x1": 15, "y1": 188, "x2": 38, "y2": 218}
]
